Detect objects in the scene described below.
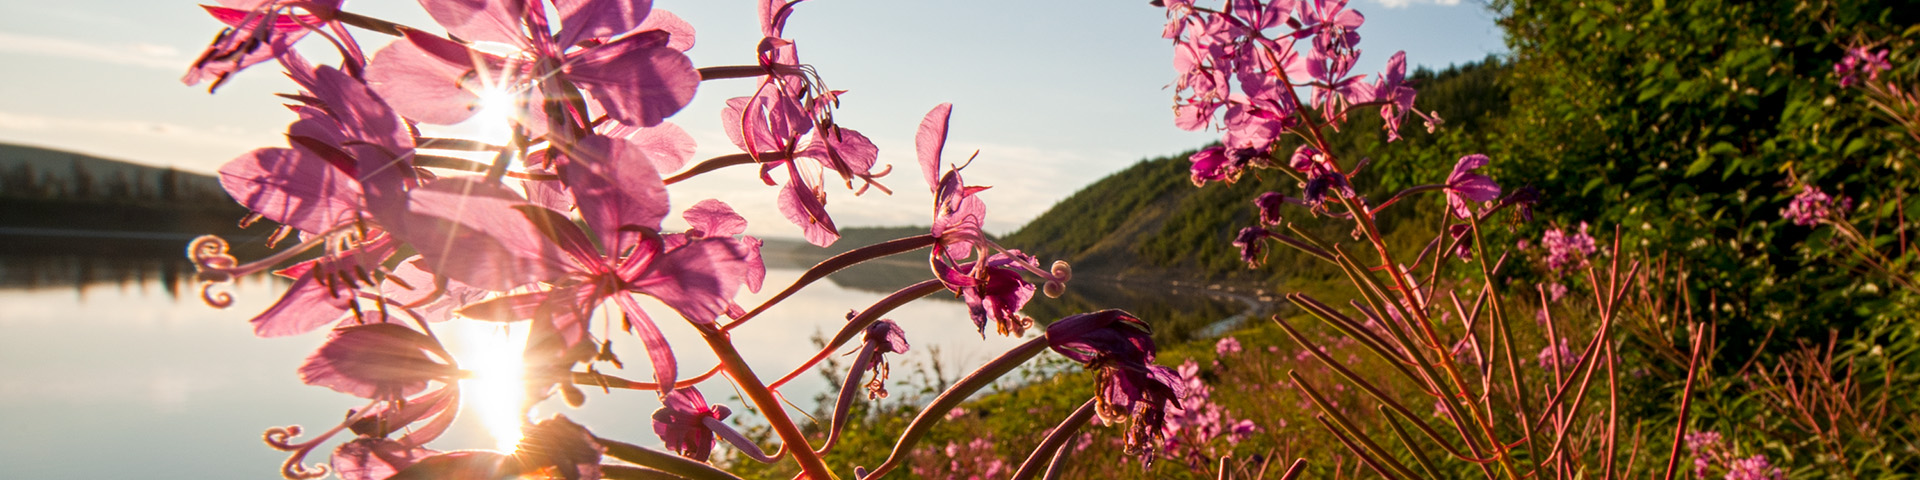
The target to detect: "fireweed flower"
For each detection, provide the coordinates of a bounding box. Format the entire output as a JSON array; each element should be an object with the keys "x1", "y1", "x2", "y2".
[
  {"x1": 183, "y1": 0, "x2": 342, "y2": 92},
  {"x1": 1781, "y1": 184, "x2": 1850, "y2": 226},
  {"x1": 365, "y1": 0, "x2": 700, "y2": 137},
  {"x1": 1046, "y1": 310, "x2": 1187, "y2": 457},
  {"x1": 1724, "y1": 455, "x2": 1786, "y2": 480},
  {"x1": 1444, "y1": 154, "x2": 1501, "y2": 219},
  {"x1": 1535, "y1": 339, "x2": 1581, "y2": 370},
  {"x1": 1542, "y1": 222, "x2": 1597, "y2": 272},
  {"x1": 651, "y1": 388, "x2": 732, "y2": 462},
  {"x1": 857, "y1": 320, "x2": 910, "y2": 399},
  {"x1": 714, "y1": 0, "x2": 891, "y2": 247},
  {"x1": 1835, "y1": 46, "x2": 1892, "y2": 88},
  {"x1": 1216, "y1": 336, "x2": 1243, "y2": 356},
  {"x1": 916, "y1": 103, "x2": 1069, "y2": 336},
  {"x1": 1233, "y1": 227, "x2": 1275, "y2": 268},
  {"x1": 460, "y1": 186, "x2": 765, "y2": 396}
]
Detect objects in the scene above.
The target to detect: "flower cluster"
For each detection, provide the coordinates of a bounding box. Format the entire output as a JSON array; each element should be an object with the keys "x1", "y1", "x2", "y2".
[
  {"x1": 1159, "y1": 0, "x2": 1435, "y2": 187},
  {"x1": 1781, "y1": 184, "x2": 1851, "y2": 226},
  {"x1": 1542, "y1": 222, "x2": 1598, "y2": 272},
  {"x1": 1160, "y1": 359, "x2": 1258, "y2": 471},
  {"x1": 1684, "y1": 431, "x2": 1786, "y2": 480},
  {"x1": 177, "y1": 1, "x2": 1132, "y2": 479},
  {"x1": 1836, "y1": 46, "x2": 1893, "y2": 88}
]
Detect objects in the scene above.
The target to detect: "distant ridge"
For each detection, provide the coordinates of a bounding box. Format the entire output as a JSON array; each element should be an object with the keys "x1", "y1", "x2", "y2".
[{"x1": 0, "y1": 143, "x2": 228, "y2": 204}]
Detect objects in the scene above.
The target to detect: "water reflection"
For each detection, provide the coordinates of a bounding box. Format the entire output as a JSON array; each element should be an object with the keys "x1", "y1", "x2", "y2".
[{"x1": 0, "y1": 247, "x2": 1249, "y2": 480}]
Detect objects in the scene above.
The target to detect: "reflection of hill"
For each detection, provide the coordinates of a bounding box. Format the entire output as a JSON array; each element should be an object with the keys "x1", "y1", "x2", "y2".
[
  {"x1": 765, "y1": 227, "x2": 944, "y2": 294},
  {"x1": 0, "y1": 254, "x2": 194, "y2": 297}
]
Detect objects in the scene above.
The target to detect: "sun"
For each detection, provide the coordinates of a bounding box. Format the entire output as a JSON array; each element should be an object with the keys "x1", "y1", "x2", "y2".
[{"x1": 453, "y1": 319, "x2": 532, "y2": 452}]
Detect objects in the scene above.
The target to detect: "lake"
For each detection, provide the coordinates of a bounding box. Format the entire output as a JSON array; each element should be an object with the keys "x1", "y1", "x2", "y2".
[{"x1": 0, "y1": 245, "x2": 1249, "y2": 479}]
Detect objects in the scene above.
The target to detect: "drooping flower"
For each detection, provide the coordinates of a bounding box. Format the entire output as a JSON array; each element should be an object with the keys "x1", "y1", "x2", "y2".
[
  {"x1": 652, "y1": 388, "x2": 731, "y2": 462},
  {"x1": 860, "y1": 319, "x2": 910, "y2": 399},
  {"x1": 1233, "y1": 227, "x2": 1274, "y2": 268},
  {"x1": 1046, "y1": 310, "x2": 1187, "y2": 457},
  {"x1": 1444, "y1": 154, "x2": 1501, "y2": 219}
]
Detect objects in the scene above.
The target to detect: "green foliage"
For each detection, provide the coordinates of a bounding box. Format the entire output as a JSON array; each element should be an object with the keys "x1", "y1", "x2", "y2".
[{"x1": 1491, "y1": 0, "x2": 1920, "y2": 347}]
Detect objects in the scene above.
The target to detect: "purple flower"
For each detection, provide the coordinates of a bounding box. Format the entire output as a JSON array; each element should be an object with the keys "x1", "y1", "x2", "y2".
[
  {"x1": 183, "y1": 1, "x2": 340, "y2": 92},
  {"x1": 1445, "y1": 154, "x2": 1501, "y2": 219},
  {"x1": 1724, "y1": 455, "x2": 1785, "y2": 480},
  {"x1": 1836, "y1": 46, "x2": 1892, "y2": 88},
  {"x1": 1216, "y1": 336, "x2": 1243, "y2": 356},
  {"x1": 1535, "y1": 339, "x2": 1581, "y2": 370},
  {"x1": 1781, "y1": 184, "x2": 1850, "y2": 226},
  {"x1": 1542, "y1": 222, "x2": 1597, "y2": 272},
  {"x1": 861, "y1": 320, "x2": 910, "y2": 399},
  {"x1": 917, "y1": 104, "x2": 1069, "y2": 334},
  {"x1": 1233, "y1": 227, "x2": 1274, "y2": 268},
  {"x1": 517, "y1": 415, "x2": 606, "y2": 480},
  {"x1": 652, "y1": 388, "x2": 731, "y2": 462},
  {"x1": 1045, "y1": 310, "x2": 1187, "y2": 457}
]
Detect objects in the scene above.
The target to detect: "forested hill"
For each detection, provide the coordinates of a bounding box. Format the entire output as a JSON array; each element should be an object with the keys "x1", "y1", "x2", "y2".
[
  {"x1": 0, "y1": 144, "x2": 252, "y2": 253},
  {"x1": 1003, "y1": 57, "x2": 1512, "y2": 282}
]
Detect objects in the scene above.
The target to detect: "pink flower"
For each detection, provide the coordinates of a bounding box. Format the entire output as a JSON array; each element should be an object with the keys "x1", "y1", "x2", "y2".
[
  {"x1": 1445, "y1": 154, "x2": 1501, "y2": 219},
  {"x1": 652, "y1": 388, "x2": 731, "y2": 462},
  {"x1": 1781, "y1": 184, "x2": 1850, "y2": 226},
  {"x1": 1216, "y1": 336, "x2": 1243, "y2": 356}
]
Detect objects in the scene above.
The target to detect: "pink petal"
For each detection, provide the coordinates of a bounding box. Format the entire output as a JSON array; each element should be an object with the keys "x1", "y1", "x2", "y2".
[
  {"x1": 565, "y1": 31, "x2": 699, "y2": 128},
  {"x1": 916, "y1": 103, "x2": 954, "y2": 191},
  {"x1": 776, "y1": 174, "x2": 838, "y2": 247},
  {"x1": 682, "y1": 199, "x2": 748, "y2": 238},
  {"x1": 416, "y1": 0, "x2": 527, "y2": 48},
  {"x1": 365, "y1": 31, "x2": 485, "y2": 126},
  {"x1": 247, "y1": 272, "x2": 350, "y2": 337},
  {"x1": 299, "y1": 324, "x2": 454, "y2": 400},
  {"x1": 637, "y1": 9, "x2": 696, "y2": 52},
  {"x1": 613, "y1": 293, "x2": 678, "y2": 395},
  {"x1": 553, "y1": 0, "x2": 653, "y2": 47},
  {"x1": 219, "y1": 147, "x2": 361, "y2": 234},
  {"x1": 563, "y1": 135, "x2": 670, "y2": 252},
  {"x1": 629, "y1": 122, "x2": 697, "y2": 175},
  {"x1": 332, "y1": 438, "x2": 437, "y2": 480},
  {"x1": 391, "y1": 178, "x2": 570, "y2": 291}
]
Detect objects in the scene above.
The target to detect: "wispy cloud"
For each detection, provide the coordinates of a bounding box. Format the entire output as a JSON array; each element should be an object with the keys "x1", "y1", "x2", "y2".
[
  {"x1": 1372, "y1": 0, "x2": 1464, "y2": 8},
  {"x1": 0, "y1": 31, "x2": 187, "y2": 70},
  {"x1": 0, "y1": 111, "x2": 277, "y2": 172}
]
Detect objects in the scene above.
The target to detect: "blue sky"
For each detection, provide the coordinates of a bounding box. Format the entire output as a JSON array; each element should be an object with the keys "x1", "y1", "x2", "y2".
[{"x1": 0, "y1": 0, "x2": 1506, "y2": 237}]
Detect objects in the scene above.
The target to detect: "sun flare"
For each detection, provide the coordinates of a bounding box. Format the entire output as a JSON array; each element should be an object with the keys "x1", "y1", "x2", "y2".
[{"x1": 453, "y1": 319, "x2": 532, "y2": 452}]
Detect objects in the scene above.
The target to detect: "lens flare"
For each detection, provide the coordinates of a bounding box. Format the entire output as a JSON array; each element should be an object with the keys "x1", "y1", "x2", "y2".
[{"x1": 454, "y1": 319, "x2": 531, "y2": 452}]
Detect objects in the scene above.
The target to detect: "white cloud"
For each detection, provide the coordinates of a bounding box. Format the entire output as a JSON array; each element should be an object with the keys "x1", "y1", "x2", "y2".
[
  {"x1": 0, "y1": 111, "x2": 277, "y2": 172},
  {"x1": 0, "y1": 31, "x2": 188, "y2": 70},
  {"x1": 1372, "y1": 0, "x2": 1464, "y2": 8}
]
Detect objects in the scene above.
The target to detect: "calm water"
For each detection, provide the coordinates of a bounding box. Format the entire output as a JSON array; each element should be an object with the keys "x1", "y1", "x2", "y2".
[
  {"x1": 0, "y1": 252, "x2": 1045, "y2": 479},
  {"x1": 0, "y1": 249, "x2": 1249, "y2": 479}
]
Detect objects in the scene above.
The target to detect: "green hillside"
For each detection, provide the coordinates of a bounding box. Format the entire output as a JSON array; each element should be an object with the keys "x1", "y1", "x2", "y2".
[{"x1": 1004, "y1": 57, "x2": 1513, "y2": 284}]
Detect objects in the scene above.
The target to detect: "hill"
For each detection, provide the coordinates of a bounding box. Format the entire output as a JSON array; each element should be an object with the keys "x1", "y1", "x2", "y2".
[
  {"x1": 1002, "y1": 56, "x2": 1513, "y2": 285},
  {"x1": 0, "y1": 143, "x2": 254, "y2": 256}
]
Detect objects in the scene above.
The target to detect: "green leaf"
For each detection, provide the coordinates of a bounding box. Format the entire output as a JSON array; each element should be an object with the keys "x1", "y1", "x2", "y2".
[{"x1": 1687, "y1": 155, "x2": 1717, "y2": 177}]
